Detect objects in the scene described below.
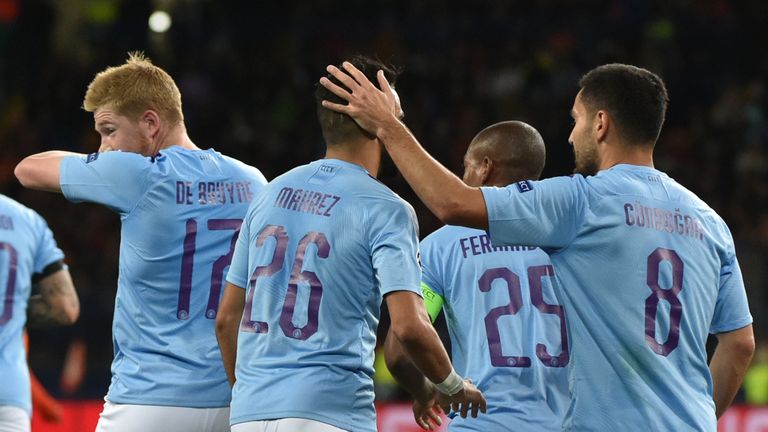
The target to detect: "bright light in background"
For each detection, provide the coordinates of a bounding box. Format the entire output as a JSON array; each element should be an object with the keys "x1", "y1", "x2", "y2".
[{"x1": 148, "y1": 10, "x2": 171, "y2": 33}]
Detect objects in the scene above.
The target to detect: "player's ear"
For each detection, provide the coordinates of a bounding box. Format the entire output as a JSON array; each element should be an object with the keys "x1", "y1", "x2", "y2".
[
  {"x1": 594, "y1": 110, "x2": 609, "y2": 142},
  {"x1": 140, "y1": 110, "x2": 162, "y2": 138},
  {"x1": 480, "y1": 157, "x2": 492, "y2": 186}
]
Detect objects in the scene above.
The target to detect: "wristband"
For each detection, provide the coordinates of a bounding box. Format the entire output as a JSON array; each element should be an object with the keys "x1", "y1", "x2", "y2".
[{"x1": 434, "y1": 369, "x2": 463, "y2": 396}]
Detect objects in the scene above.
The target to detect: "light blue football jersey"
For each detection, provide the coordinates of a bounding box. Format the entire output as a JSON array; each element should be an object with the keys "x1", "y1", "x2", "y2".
[
  {"x1": 481, "y1": 164, "x2": 752, "y2": 431},
  {"x1": 226, "y1": 159, "x2": 422, "y2": 432},
  {"x1": 60, "y1": 146, "x2": 266, "y2": 407},
  {"x1": 421, "y1": 225, "x2": 569, "y2": 431},
  {"x1": 0, "y1": 195, "x2": 65, "y2": 416}
]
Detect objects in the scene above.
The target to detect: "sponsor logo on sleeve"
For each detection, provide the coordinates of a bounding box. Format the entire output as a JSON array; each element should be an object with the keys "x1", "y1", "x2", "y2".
[
  {"x1": 515, "y1": 180, "x2": 534, "y2": 193},
  {"x1": 86, "y1": 152, "x2": 99, "y2": 163}
]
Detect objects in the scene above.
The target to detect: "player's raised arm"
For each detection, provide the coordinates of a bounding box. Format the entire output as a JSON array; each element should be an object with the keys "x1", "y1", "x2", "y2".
[
  {"x1": 14, "y1": 151, "x2": 83, "y2": 193},
  {"x1": 319, "y1": 63, "x2": 488, "y2": 229},
  {"x1": 27, "y1": 264, "x2": 79, "y2": 327}
]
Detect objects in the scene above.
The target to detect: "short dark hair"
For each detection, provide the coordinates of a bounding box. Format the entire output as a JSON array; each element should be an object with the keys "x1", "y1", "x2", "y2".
[
  {"x1": 578, "y1": 64, "x2": 669, "y2": 146},
  {"x1": 315, "y1": 55, "x2": 400, "y2": 146},
  {"x1": 469, "y1": 121, "x2": 546, "y2": 184}
]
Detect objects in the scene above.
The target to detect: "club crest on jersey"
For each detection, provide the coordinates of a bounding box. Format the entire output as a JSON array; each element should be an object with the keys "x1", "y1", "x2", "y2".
[
  {"x1": 86, "y1": 152, "x2": 99, "y2": 163},
  {"x1": 515, "y1": 180, "x2": 534, "y2": 193}
]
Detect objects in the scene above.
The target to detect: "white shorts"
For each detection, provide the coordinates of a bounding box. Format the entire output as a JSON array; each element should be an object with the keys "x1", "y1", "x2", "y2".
[
  {"x1": 231, "y1": 418, "x2": 348, "y2": 432},
  {"x1": 95, "y1": 400, "x2": 230, "y2": 432},
  {"x1": 0, "y1": 406, "x2": 30, "y2": 432}
]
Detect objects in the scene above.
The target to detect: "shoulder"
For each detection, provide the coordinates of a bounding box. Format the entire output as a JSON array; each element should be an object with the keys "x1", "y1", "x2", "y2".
[
  {"x1": 497, "y1": 175, "x2": 586, "y2": 195},
  {"x1": 0, "y1": 195, "x2": 47, "y2": 232},
  {"x1": 660, "y1": 175, "x2": 730, "y2": 233},
  {"x1": 421, "y1": 225, "x2": 473, "y2": 256},
  {"x1": 216, "y1": 152, "x2": 268, "y2": 185},
  {"x1": 0, "y1": 193, "x2": 25, "y2": 213},
  {"x1": 696, "y1": 202, "x2": 734, "y2": 248},
  {"x1": 64, "y1": 150, "x2": 155, "y2": 176},
  {"x1": 349, "y1": 175, "x2": 414, "y2": 212},
  {"x1": 378, "y1": 191, "x2": 417, "y2": 221},
  {"x1": 86, "y1": 150, "x2": 152, "y2": 166},
  {"x1": 362, "y1": 190, "x2": 419, "y2": 239},
  {"x1": 258, "y1": 164, "x2": 314, "y2": 193},
  {"x1": 424, "y1": 225, "x2": 474, "y2": 245}
]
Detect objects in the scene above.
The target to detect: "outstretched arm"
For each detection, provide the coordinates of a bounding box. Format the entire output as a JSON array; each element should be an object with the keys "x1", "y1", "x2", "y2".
[
  {"x1": 215, "y1": 282, "x2": 245, "y2": 387},
  {"x1": 319, "y1": 63, "x2": 488, "y2": 229},
  {"x1": 27, "y1": 266, "x2": 79, "y2": 327},
  {"x1": 710, "y1": 324, "x2": 754, "y2": 417},
  {"x1": 15, "y1": 151, "x2": 84, "y2": 193}
]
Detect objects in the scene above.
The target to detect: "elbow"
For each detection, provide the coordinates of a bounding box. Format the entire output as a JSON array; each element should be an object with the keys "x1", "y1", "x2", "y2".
[
  {"x1": 214, "y1": 316, "x2": 227, "y2": 339},
  {"x1": 14, "y1": 158, "x2": 35, "y2": 188},
  {"x1": 389, "y1": 319, "x2": 428, "y2": 349},
  {"x1": 53, "y1": 297, "x2": 80, "y2": 326},
  {"x1": 62, "y1": 304, "x2": 80, "y2": 325},
  {"x1": 734, "y1": 335, "x2": 756, "y2": 361},
  {"x1": 215, "y1": 311, "x2": 238, "y2": 339},
  {"x1": 720, "y1": 327, "x2": 756, "y2": 363},
  {"x1": 65, "y1": 300, "x2": 80, "y2": 325},
  {"x1": 431, "y1": 186, "x2": 482, "y2": 227},
  {"x1": 14, "y1": 157, "x2": 58, "y2": 191},
  {"x1": 433, "y1": 198, "x2": 467, "y2": 226}
]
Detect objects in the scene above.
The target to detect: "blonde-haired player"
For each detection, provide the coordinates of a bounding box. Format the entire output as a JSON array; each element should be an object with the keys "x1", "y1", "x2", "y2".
[{"x1": 15, "y1": 52, "x2": 267, "y2": 432}]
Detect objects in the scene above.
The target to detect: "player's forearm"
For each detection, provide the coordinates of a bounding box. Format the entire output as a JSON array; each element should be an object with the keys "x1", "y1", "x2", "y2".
[
  {"x1": 384, "y1": 329, "x2": 434, "y2": 402},
  {"x1": 390, "y1": 315, "x2": 454, "y2": 385},
  {"x1": 27, "y1": 295, "x2": 72, "y2": 327},
  {"x1": 215, "y1": 317, "x2": 239, "y2": 387},
  {"x1": 216, "y1": 284, "x2": 245, "y2": 386},
  {"x1": 710, "y1": 325, "x2": 755, "y2": 417},
  {"x1": 15, "y1": 151, "x2": 81, "y2": 192},
  {"x1": 27, "y1": 269, "x2": 79, "y2": 327},
  {"x1": 376, "y1": 120, "x2": 488, "y2": 229}
]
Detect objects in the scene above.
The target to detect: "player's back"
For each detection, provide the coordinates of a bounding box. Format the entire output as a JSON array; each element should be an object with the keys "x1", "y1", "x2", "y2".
[
  {"x1": 0, "y1": 195, "x2": 64, "y2": 415},
  {"x1": 551, "y1": 165, "x2": 750, "y2": 430},
  {"x1": 421, "y1": 225, "x2": 569, "y2": 431},
  {"x1": 60, "y1": 146, "x2": 267, "y2": 407},
  {"x1": 228, "y1": 159, "x2": 420, "y2": 432}
]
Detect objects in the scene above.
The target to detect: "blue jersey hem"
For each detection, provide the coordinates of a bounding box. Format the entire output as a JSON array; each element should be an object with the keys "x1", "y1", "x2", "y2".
[
  {"x1": 0, "y1": 399, "x2": 31, "y2": 417},
  {"x1": 225, "y1": 275, "x2": 247, "y2": 289},
  {"x1": 231, "y1": 410, "x2": 373, "y2": 432},
  {"x1": 106, "y1": 395, "x2": 230, "y2": 408},
  {"x1": 381, "y1": 284, "x2": 422, "y2": 297},
  {"x1": 710, "y1": 317, "x2": 753, "y2": 334}
]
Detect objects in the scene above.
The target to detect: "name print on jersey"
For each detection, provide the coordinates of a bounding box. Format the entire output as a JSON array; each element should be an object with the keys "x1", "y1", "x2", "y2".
[
  {"x1": 0, "y1": 215, "x2": 13, "y2": 230},
  {"x1": 176, "y1": 180, "x2": 254, "y2": 206},
  {"x1": 624, "y1": 201, "x2": 704, "y2": 240},
  {"x1": 459, "y1": 233, "x2": 537, "y2": 258},
  {"x1": 273, "y1": 187, "x2": 341, "y2": 217}
]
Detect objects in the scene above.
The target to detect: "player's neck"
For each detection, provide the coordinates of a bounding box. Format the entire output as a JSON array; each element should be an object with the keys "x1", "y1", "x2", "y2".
[
  {"x1": 151, "y1": 123, "x2": 200, "y2": 154},
  {"x1": 599, "y1": 142, "x2": 654, "y2": 171},
  {"x1": 324, "y1": 139, "x2": 381, "y2": 176}
]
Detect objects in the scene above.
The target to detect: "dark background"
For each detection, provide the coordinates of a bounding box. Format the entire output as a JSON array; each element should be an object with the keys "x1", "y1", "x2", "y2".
[{"x1": 1, "y1": 0, "x2": 766, "y2": 402}]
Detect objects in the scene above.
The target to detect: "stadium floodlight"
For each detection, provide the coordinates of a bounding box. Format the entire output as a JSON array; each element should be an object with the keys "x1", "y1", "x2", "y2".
[{"x1": 148, "y1": 11, "x2": 171, "y2": 33}]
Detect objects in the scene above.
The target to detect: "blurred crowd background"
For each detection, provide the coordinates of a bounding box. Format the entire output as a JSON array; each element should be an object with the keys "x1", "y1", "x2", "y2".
[{"x1": 1, "y1": 0, "x2": 767, "y2": 407}]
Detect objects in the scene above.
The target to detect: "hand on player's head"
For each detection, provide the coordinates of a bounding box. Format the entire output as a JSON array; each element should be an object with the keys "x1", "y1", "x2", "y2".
[
  {"x1": 436, "y1": 379, "x2": 487, "y2": 419},
  {"x1": 319, "y1": 62, "x2": 402, "y2": 137}
]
